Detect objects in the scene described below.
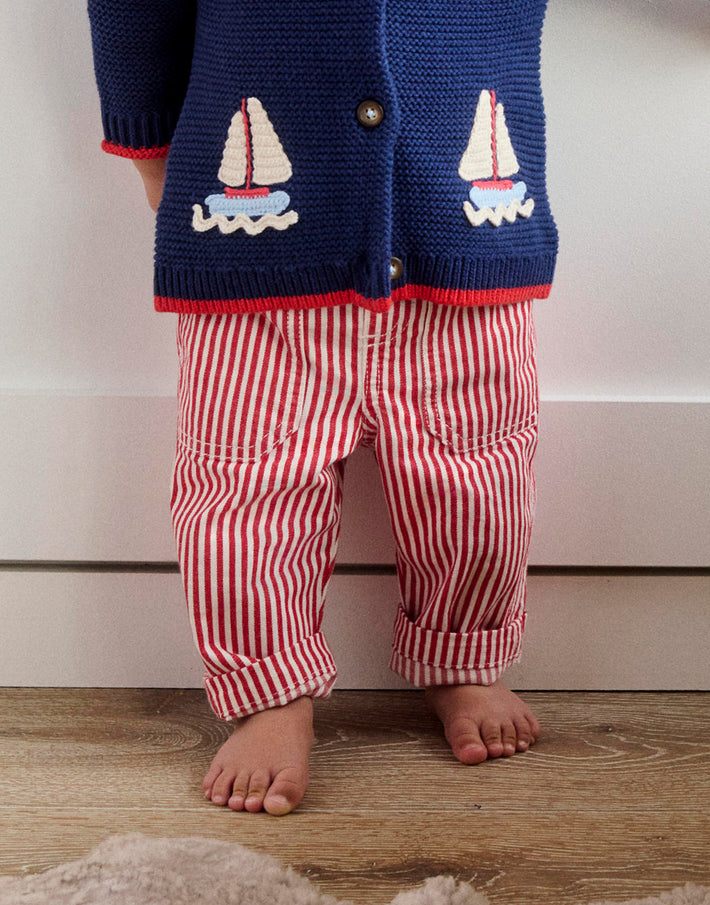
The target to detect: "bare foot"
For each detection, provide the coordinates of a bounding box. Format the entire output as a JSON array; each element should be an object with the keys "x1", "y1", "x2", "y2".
[
  {"x1": 202, "y1": 696, "x2": 314, "y2": 815},
  {"x1": 425, "y1": 680, "x2": 541, "y2": 765}
]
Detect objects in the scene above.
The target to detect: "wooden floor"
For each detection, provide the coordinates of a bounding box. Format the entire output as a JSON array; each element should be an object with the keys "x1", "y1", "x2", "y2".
[{"x1": 0, "y1": 688, "x2": 708, "y2": 904}]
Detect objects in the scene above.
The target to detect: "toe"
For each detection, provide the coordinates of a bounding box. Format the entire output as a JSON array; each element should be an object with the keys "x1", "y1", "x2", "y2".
[
  {"x1": 480, "y1": 720, "x2": 504, "y2": 758},
  {"x1": 203, "y1": 761, "x2": 223, "y2": 798},
  {"x1": 210, "y1": 770, "x2": 236, "y2": 806},
  {"x1": 523, "y1": 711, "x2": 541, "y2": 743},
  {"x1": 228, "y1": 771, "x2": 251, "y2": 811},
  {"x1": 500, "y1": 722, "x2": 517, "y2": 756},
  {"x1": 264, "y1": 767, "x2": 308, "y2": 816},
  {"x1": 513, "y1": 717, "x2": 532, "y2": 751},
  {"x1": 445, "y1": 718, "x2": 488, "y2": 765},
  {"x1": 244, "y1": 770, "x2": 271, "y2": 812},
  {"x1": 518, "y1": 703, "x2": 541, "y2": 742}
]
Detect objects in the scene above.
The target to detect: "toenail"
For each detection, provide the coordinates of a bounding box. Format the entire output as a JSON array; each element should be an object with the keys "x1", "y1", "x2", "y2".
[{"x1": 212, "y1": 795, "x2": 225, "y2": 804}]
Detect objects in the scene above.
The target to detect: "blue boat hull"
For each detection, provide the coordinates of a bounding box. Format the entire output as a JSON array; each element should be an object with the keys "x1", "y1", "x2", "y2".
[
  {"x1": 206, "y1": 191, "x2": 291, "y2": 217},
  {"x1": 469, "y1": 181, "x2": 527, "y2": 209}
]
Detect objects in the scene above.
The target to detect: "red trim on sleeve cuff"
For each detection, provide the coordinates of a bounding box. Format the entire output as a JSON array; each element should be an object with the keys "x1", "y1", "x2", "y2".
[{"x1": 101, "y1": 140, "x2": 170, "y2": 159}]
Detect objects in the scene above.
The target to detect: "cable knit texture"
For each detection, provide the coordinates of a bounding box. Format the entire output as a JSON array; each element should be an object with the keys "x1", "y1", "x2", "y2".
[{"x1": 87, "y1": 0, "x2": 559, "y2": 314}]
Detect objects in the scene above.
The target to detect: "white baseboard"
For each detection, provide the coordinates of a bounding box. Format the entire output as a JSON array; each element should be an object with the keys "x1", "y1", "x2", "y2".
[
  {"x1": 0, "y1": 571, "x2": 707, "y2": 691},
  {"x1": 1, "y1": 394, "x2": 708, "y2": 691},
  {"x1": 1, "y1": 395, "x2": 709, "y2": 566}
]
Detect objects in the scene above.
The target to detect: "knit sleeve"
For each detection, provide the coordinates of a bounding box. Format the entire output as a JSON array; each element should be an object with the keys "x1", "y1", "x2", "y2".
[{"x1": 87, "y1": 0, "x2": 196, "y2": 158}]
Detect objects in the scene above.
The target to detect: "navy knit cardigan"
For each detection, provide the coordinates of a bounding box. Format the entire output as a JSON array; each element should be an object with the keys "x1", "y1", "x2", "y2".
[{"x1": 87, "y1": 0, "x2": 559, "y2": 314}]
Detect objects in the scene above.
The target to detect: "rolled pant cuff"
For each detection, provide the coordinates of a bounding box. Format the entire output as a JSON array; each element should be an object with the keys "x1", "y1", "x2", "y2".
[
  {"x1": 203, "y1": 631, "x2": 337, "y2": 721},
  {"x1": 389, "y1": 606, "x2": 527, "y2": 688}
]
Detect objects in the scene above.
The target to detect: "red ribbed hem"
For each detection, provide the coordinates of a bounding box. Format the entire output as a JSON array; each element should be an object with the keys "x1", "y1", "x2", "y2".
[
  {"x1": 101, "y1": 140, "x2": 170, "y2": 159},
  {"x1": 154, "y1": 283, "x2": 551, "y2": 315},
  {"x1": 155, "y1": 288, "x2": 392, "y2": 314},
  {"x1": 394, "y1": 282, "x2": 552, "y2": 306}
]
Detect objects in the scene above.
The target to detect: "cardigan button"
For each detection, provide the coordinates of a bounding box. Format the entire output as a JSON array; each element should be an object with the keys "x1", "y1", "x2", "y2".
[
  {"x1": 356, "y1": 99, "x2": 385, "y2": 127},
  {"x1": 389, "y1": 257, "x2": 403, "y2": 281}
]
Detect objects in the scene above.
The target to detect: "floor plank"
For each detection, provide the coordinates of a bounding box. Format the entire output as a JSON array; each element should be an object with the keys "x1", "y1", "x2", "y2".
[{"x1": 1, "y1": 688, "x2": 708, "y2": 904}]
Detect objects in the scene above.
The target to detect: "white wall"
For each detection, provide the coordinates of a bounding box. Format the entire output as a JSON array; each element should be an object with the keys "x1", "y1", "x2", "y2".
[
  {"x1": 539, "y1": 0, "x2": 710, "y2": 401},
  {"x1": 0, "y1": 0, "x2": 709, "y2": 691}
]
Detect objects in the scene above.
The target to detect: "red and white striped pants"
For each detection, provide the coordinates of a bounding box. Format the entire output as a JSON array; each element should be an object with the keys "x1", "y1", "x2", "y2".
[{"x1": 171, "y1": 298, "x2": 538, "y2": 721}]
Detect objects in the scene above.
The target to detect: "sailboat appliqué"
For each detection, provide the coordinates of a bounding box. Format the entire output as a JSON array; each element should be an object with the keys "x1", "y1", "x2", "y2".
[
  {"x1": 459, "y1": 90, "x2": 535, "y2": 227},
  {"x1": 193, "y1": 97, "x2": 298, "y2": 235}
]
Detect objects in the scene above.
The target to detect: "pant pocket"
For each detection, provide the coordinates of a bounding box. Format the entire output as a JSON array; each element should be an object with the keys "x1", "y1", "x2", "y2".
[
  {"x1": 419, "y1": 300, "x2": 538, "y2": 454},
  {"x1": 176, "y1": 310, "x2": 306, "y2": 463}
]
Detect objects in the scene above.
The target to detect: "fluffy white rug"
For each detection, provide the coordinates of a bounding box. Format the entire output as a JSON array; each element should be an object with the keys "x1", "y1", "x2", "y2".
[{"x1": 0, "y1": 833, "x2": 707, "y2": 905}]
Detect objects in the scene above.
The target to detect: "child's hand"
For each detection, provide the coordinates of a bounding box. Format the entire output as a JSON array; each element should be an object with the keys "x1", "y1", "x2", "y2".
[{"x1": 131, "y1": 158, "x2": 168, "y2": 213}]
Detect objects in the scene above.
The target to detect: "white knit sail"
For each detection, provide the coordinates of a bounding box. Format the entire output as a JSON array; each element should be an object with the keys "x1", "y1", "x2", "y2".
[
  {"x1": 217, "y1": 97, "x2": 292, "y2": 188},
  {"x1": 459, "y1": 90, "x2": 519, "y2": 181},
  {"x1": 218, "y1": 109, "x2": 248, "y2": 187},
  {"x1": 494, "y1": 105, "x2": 519, "y2": 178},
  {"x1": 247, "y1": 97, "x2": 292, "y2": 185}
]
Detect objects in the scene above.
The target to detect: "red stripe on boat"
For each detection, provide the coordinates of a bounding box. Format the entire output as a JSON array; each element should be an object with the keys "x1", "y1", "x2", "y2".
[
  {"x1": 224, "y1": 186, "x2": 270, "y2": 198},
  {"x1": 472, "y1": 180, "x2": 514, "y2": 190}
]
